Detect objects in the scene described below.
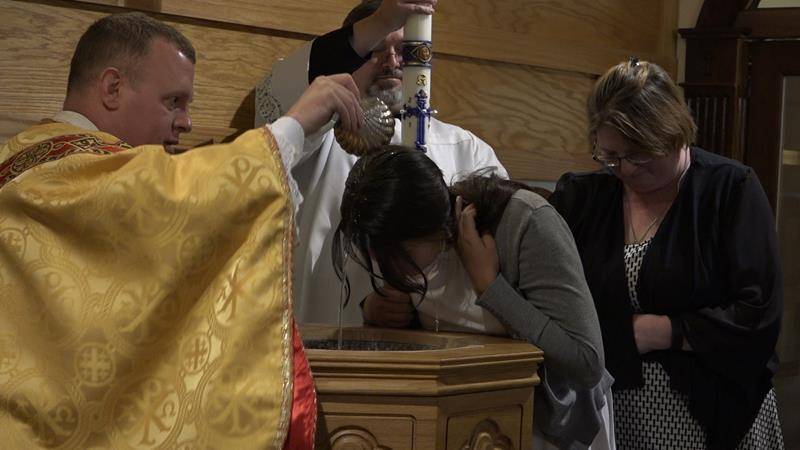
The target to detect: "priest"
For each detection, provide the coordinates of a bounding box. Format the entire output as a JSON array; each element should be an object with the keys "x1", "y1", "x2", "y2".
[{"x1": 0, "y1": 11, "x2": 361, "y2": 449}]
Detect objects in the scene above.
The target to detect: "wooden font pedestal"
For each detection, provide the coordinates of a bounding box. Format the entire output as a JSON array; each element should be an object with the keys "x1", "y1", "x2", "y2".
[{"x1": 302, "y1": 326, "x2": 543, "y2": 449}]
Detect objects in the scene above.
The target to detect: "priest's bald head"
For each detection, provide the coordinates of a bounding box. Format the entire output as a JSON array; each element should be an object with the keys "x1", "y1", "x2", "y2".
[{"x1": 63, "y1": 12, "x2": 196, "y2": 151}]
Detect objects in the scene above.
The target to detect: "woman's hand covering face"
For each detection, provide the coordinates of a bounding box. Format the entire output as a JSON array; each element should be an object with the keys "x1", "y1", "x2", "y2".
[{"x1": 455, "y1": 196, "x2": 499, "y2": 296}]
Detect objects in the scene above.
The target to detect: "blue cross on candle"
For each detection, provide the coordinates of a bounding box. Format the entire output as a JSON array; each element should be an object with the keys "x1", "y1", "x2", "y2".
[{"x1": 401, "y1": 89, "x2": 435, "y2": 152}]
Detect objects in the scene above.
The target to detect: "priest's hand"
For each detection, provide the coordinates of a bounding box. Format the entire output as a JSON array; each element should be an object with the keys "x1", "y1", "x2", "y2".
[
  {"x1": 632, "y1": 314, "x2": 672, "y2": 353},
  {"x1": 373, "y1": 0, "x2": 437, "y2": 32},
  {"x1": 286, "y1": 73, "x2": 363, "y2": 135},
  {"x1": 362, "y1": 286, "x2": 415, "y2": 328},
  {"x1": 455, "y1": 196, "x2": 499, "y2": 296},
  {"x1": 352, "y1": 0, "x2": 437, "y2": 56}
]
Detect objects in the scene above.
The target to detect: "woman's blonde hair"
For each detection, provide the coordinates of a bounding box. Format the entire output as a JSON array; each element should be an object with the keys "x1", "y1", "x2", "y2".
[{"x1": 587, "y1": 60, "x2": 697, "y2": 156}]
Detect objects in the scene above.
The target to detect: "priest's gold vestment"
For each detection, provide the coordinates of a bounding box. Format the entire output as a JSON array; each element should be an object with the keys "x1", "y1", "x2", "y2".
[{"x1": 0, "y1": 122, "x2": 308, "y2": 448}]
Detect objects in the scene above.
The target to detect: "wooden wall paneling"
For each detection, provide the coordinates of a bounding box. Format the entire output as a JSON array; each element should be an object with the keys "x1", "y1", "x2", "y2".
[
  {"x1": 78, "y1": 0, "x2": 161, "y2": 9},
  {"x1": 74, "y1": 0, "x2": 679, "y2": 76},
  {"x1": 0, "y1": 0, "x2": 84, "y2": 134},
  {"x1": 182, "y1": 26, "x2": 304, "y2": 147},
  {"x1": 659, "y1": 0, "x2": 680, "y2": 60},
  {"x1": 0, "y1": 0, "x2": 309, "y2": 148},
  {"x1": 433, "y1": 0, "x2": 678, "y2": 77},
  {"x1": 3, "y1": 0, "x2": 683, "y2": 181},
  {"x1": 2, "y1": 0, "x2": 600, "y2": 180},
  {"x1": 76, "y1": 0, "x2": 346, "y2": 37},
  {"x1": 434, "y1": 55, "x2": 596, "y2": 181}
]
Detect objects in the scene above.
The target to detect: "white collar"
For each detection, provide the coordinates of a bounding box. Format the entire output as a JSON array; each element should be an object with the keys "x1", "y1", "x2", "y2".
[{"x1": 52, "y1": 110, "x2": 99, "y2": 131}]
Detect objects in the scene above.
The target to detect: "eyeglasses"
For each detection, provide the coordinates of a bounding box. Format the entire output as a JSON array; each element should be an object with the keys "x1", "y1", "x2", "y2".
[
  {"x1": 372, "y1": 44, "x2": 403, "y2": 63},
  {"x1": 592, "y1": 151, "x2": 658, "y2": 168}
]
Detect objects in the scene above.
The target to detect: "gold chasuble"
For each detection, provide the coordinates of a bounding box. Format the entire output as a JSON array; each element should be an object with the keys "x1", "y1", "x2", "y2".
[{"x1": 0, "y1": 122, "x2": 315, "y2": 448}]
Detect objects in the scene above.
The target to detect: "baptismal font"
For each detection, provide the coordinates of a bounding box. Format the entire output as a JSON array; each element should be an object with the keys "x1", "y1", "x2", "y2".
[{"x1": 302, "y1": 325, "x2": 542, "y2": 449}]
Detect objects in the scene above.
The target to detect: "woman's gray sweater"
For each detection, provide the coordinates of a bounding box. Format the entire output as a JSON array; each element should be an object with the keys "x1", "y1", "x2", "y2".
[{"x1": 476, "y1": 190, "x2": 613, "y2": 448}]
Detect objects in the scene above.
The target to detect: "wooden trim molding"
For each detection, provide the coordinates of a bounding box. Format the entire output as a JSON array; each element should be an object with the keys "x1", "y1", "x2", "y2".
[
  {"x1": 736, "y1": 8, "x2": 800, "y2": 38},
  {"x1": 679, "y1": 25, "x2": 749, "y2": 160},
  {"x1": 695, "y1": 0, "x2": 758, "y2": 28}
]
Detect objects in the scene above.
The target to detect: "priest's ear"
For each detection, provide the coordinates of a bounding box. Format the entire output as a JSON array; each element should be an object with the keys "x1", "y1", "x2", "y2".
[{"x1": 98, "y1": 67, "x2": 124, "y2": 110}]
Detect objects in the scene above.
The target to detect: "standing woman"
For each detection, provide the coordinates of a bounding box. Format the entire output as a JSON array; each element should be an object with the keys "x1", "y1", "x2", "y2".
[{"x1": 549, "y1": 59, "x2": 784, "y2": 449}]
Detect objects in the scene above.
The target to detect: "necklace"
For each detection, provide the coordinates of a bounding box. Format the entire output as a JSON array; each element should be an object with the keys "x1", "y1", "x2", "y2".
[
  {"x1": 627, "y1": 207, "x2": 663, "y2": 245},
  {"x1": 624, "y1": 148, "x2": 692, "y2": 245}
]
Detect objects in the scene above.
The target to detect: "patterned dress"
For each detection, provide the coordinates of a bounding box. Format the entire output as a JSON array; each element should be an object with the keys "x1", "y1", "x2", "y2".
[{"x1": 613, "y1": 239, "x2": 784, "y2": 449}]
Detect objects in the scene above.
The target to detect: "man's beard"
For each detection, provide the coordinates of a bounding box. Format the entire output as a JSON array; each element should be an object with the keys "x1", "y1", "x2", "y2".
[
  {"x1": 368, "y1": 69, "x2": 404, "y2": 113},
  {"x1": 368, "y1": 84, "x2": 403, "y2": 113}
]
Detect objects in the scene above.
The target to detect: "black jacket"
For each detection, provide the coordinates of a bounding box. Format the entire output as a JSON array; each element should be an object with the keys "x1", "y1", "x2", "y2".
[{"x1": 549, "y1": 147, "x2": 782, "y2": 450}]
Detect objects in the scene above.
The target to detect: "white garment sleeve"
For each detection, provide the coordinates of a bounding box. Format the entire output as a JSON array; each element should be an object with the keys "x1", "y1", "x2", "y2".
[
  {"x1": 265, "y1": 117, "x2": 305, "y2": 214},
  {"x1": 256, "y1": 39, "x2": 335, "y2": 168}
]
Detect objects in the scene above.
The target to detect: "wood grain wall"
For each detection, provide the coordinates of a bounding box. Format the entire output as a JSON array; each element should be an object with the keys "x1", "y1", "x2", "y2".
[{"x1": 0, "y1": 0, "x2": 679, "y2": 181}]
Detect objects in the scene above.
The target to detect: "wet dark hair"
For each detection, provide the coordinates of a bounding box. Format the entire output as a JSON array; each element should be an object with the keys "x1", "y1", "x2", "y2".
[
  {"x1": 332, "y1": 146, "x2": 531, "y2": 305},
  {"x1": 333, "y1": 146, "x2": 451, "y2": 302}
]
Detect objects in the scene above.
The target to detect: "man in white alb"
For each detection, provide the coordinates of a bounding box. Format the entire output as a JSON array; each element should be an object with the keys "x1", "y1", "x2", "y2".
[{"x1": 256, "y1": 0, "x2": 507, "y2": 326}]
